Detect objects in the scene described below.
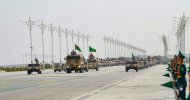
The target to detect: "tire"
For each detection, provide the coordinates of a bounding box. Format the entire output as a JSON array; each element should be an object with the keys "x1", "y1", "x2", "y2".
[
  {"x1": 66, "y1": 68, "x2": 71, "y2": 73},
  {"x1": 136, "y1": 69, "x2": 138, "y2": 72},
  {"x1": 27, "y1": 70, "x2": 31, "y2": 75},
  {"x1": 125, "y1": 67, "x2": 128, "y2": 72},
  {"x1": 75, "y1": 69, "x2": 78, "y2": 73},
  {"x1": 96, "y1": 67, "x2": 99, "y2": 71},
  {"x1": 38, "y1": 70, "x2": 42, "y2": 74},
  {"x1": 54, "y1": 70, "x2": 56, "y2": 73},
  {"x1": 85, "y1": 68, "x2": 89, "y2": 72},
  {"x1": 79, "y1": 68, "x2": 84, "y2": 73},
  {"x1": 59, "y1": 70, "x2": 61, "y2": 72}
]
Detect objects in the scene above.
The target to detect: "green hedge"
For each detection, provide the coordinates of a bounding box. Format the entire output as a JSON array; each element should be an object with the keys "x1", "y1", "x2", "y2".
[
  {"x1": 2, "y1": 67, "x2": 27, "y2": 72},
  {"x1": 1, "y1": 64, "x2": 53, "y2": 72}
]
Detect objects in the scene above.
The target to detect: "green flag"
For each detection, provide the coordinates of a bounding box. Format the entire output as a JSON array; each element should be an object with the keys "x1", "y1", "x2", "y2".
[
  {"x1": 163, "y1": 73, "x2": 170, "y2": 77},
  {"x1": 166, "y1": 69, "x2": 171, "y2": 72},
  {"x1": 132, "y1": 53, "x2": 135, "y2": 61},
  {"x1": 168, "y1": 64, "x2": 172, "y2": 68},
  {"x1": 75, "y1": 44, "x2": 82, "y2": 52},
  {"x1": 89, "y1": 46, "x2": 96, "y2": 52},
  {"x1": 161, "y1": 81, "x2": 174, "y2": 89}
]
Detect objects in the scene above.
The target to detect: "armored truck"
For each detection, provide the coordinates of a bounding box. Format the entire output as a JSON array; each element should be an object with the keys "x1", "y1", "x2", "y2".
[
  {"x1": 27, "y1": 64, "x2": 42, "y2": 74},
  {"x1": 54, "y1": 63, "x2": 64, "y2": 72},
  {"x1": 125, "y1": 61, "x2": 139, "y2": 72},
  {"x1": 65, "y1": 54, "x2": 87, "y2": 73},
  {"x1": 87, "y1": 59, "x2": 99, "y2": 71}
]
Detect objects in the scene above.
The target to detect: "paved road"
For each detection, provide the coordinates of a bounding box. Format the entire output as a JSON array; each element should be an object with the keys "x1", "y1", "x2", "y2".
[
  {"x1": 0, "y1": 65, "x2": 155, "y2": 100},
  {"x1": 74, "y1": 65, "x2": 175, "y2": 100}
]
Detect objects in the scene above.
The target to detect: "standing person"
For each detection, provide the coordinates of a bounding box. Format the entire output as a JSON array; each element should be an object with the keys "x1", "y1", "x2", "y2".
[
  {"x1": 34, "y1": 58, "x2": 39, "y2": 65},
  {"x1": 187, "y1": 54, "x2": 190, "y2": 100},
  {"x1": 176, "y1": 51, "x2": 187, "y2": 100}
]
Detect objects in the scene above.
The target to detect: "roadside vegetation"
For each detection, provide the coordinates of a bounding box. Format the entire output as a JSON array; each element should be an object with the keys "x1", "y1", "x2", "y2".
[{"x1": 0, "y1": 64, "x2": 53, "y2": 72}]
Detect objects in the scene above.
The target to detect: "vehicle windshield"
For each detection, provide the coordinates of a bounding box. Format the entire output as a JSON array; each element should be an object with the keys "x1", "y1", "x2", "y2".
[
  {"x1": 28, "y1": 64, "x2": 38, "y2": 67},
  {"x1": 67, "y1": 56, "x2": 80, "y2": 60},
  {"x1": 88, "y1": 59, "x2": 96, "y2": 63}
]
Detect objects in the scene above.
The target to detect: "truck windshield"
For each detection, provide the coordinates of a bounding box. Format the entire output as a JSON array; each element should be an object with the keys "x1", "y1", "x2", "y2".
[
  {"x1": 67, "y1": 56, "x2": 80, "y2": 60},
  {"x1": 88, "y1": 59, "x2": 96, "y2": 63}
]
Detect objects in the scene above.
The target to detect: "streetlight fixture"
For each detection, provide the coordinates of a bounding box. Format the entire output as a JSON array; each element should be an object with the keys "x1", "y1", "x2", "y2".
[
  {"x1": 20, "y1": 17, "x2": 39, "y2": 64},
  {"x1": 37, "y1": 20, "x2": 46, "y2": 70}
]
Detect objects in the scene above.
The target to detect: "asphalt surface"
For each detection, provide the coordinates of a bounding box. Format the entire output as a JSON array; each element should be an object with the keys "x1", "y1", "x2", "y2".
[{"x1": 0, "y1": 65, "x2": 157, "y2": 100}]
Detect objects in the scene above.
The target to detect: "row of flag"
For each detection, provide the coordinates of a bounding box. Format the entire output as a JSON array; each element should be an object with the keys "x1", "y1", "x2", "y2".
[{"x1": 75, "y1": 44, "x2": 96, "y2": 52}]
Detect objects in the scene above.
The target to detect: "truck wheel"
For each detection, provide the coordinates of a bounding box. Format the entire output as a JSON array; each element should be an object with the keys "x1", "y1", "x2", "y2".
[
  {"x1": 79, "y1": 68, "x2": 84, "y2": 73},
  {"x1": 27, "y1": 70, "x2": 31, "y2": 75},
  {"x1": 96, "y1": 67, "x2": 99, "y2": 71},
  {"x1": 136, "y1": 69, "x2": 138, "y2": 72},
  {"x1": 125, "y1": 67, "x2": 128, "y2": 72},
  {"x1": 59, "y1": 70, "x2": 61, "y2": 72},
  {"x1": 54, "y1": 70, "x2": 56, "y2": 73},
  {"x1": 75, "y1": 69, "x2": 78, "y2": 73},
  {"x1": 66, "y1": 69, "x2": 71, "y2": 73},
  {"x1": 85, "y1": 68, "x2": 89, "y2": 72},
  {"x1": 38, "y1": 70, "x2": 42, "y2": 74}
]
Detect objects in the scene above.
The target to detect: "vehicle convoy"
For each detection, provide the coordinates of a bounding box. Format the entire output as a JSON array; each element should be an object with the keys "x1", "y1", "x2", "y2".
[
  {"x1": 65, "y1": 50, "x2": 87, "y2": 73},
  {"x1": 27, "y1": 64, "x2": 42, "y2": 74},
  {"x1": 125, "y1": 60, "x2": 139, "y2": 72},
  {"x1": 87, "y1": 53, "x2": 99, "y2": 71},
  {"x1": 54, "y1": 63, "x2": 64, "y2": 72}
]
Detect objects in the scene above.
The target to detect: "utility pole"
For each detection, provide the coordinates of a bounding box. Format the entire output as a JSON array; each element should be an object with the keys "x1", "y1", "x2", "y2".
[
  {"x1": 48, "y1": 24, "x2": 56, "y2": 69},
  {"x1": 86, "y1": 34, "x2": 89, "y2": 57},
  {"x1": 37, "y1": 20, "x2": 46, "y2": 70},
  {"x1": 175, "y1": 13, "x2": 189, "y2": 55},
  {"x1": 106, "y1": 37, "x2": 110, "y2": 58},
  {"x1": 56, "y1": 26, "x2": 63, "y2": 66},
  {"x1": 71, "y1": 30, "x2": 75, "y2": 50},
  {"x1": 82, "y1": 33, "x2": 85, "y2": 57},
  {"x1": 77, "y1": 31, "x2": 80, "y2": 46},
  {"x1": 20, "y1": 17, "x2": 39, "y2": 64},
  {"x1": 104, "y1": 36, "x2": 107, "y2": 59},
  {"x1": 64, "y1": 28, "x2": 69, "y2": 55}
]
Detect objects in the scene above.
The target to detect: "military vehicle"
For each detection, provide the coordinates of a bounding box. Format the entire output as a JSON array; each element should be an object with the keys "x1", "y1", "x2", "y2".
[
  {"x1": 65, "y1": 51, "x2": 87, "y2": 73},
  {"x1": 87, "y1": 53, "x2": 99, "y2": 71},
  {"x1": 54, "y1": 63, "x2": 64, "y2": 72},
  {"x1": 125, "y1": 61, "x2": 139, "y2": 72},
  {"x1": 87, "y1": 59, "x2": 99, "y2": 71},
  {"x1": 27, "y1": 64, "x2": 42, "y2": 74}
]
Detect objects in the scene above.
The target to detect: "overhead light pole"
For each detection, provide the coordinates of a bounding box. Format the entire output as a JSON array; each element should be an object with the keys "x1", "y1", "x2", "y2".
[
  {"x1": 64, "y1": 28, "x2": 69, "y2": 55},
  {"x1": 37, "y1": 20, "x2": 46, "y2": 70},
  {"x1": 48, "y1": 24, "x2": 56, "y2": 69},
  {"x1": 20, "y1": 17, "x2": 39, "y2": 64},
  {"x1": 56, "y1": 26, "x2": 63, "y2": 66}
]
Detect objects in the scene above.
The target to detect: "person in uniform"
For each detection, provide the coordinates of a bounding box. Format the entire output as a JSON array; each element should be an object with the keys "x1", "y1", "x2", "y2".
[
  {"x1": 176, "y1": 51, "x2": 187, "y2": 100},
  {"x1": 89, "y1": 53, "x2": 94, "y2": 59},
  {"x1": 71, "y1": 50, "x2": 77, "y2": 55},
  {"x1": 34, "y1": 58, "x2": 39, "y2": 65}
]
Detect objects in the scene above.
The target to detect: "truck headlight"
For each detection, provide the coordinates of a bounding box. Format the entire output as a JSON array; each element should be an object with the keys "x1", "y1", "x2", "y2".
[
  {"x1": 66, "y1": 66, "x2": 69, "y2": 68},
  {"x1": 79, "y1": 66, "x2": 81, "y2": 68}
]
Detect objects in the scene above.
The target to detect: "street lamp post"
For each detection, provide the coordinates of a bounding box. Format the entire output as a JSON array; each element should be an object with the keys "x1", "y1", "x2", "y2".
[
  {"x1": 56, "y1": 26, "x2": 63, "y2": 66},
  {"x1": 64, "y1": 28, "x2": 69, "y2": 55},
  {"x1": 48, "y1": 24, "x2": 56, "y2": 69},
  {"x1": 38, "y1": 20, "x2": 46, "y2": 70},
  {"x1": 21, "y1": 17, "x2": 39, "y2": 64}
]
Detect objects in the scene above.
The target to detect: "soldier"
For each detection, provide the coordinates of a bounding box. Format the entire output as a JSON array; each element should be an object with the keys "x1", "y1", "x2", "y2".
[
  {"x1": 71, "y1": 50, "x2": 77, "y2": 55},
  {"x1": 89, "y1": 53, "x2": 95, "y2": 59},
  {"x1": 176, "y1": 51, "x2": 187, "y2": 100},
  {"x1": 34, "y1": 58, "x2": 39, "y2": 65}
]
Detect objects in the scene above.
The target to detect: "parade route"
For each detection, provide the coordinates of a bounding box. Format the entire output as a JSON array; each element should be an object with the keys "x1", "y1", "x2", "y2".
[
  {"x1": 72, "y1": 65, "x2": 175, "y2": 100},
  {"x1": 0, "y1": 65, "x2": 175, "y2": 100}
]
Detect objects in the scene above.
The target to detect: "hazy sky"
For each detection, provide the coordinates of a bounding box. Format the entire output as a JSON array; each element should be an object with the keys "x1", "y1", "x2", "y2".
[{"x1": 0, "y1": 0, "x2": 190, "y2": 65}]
